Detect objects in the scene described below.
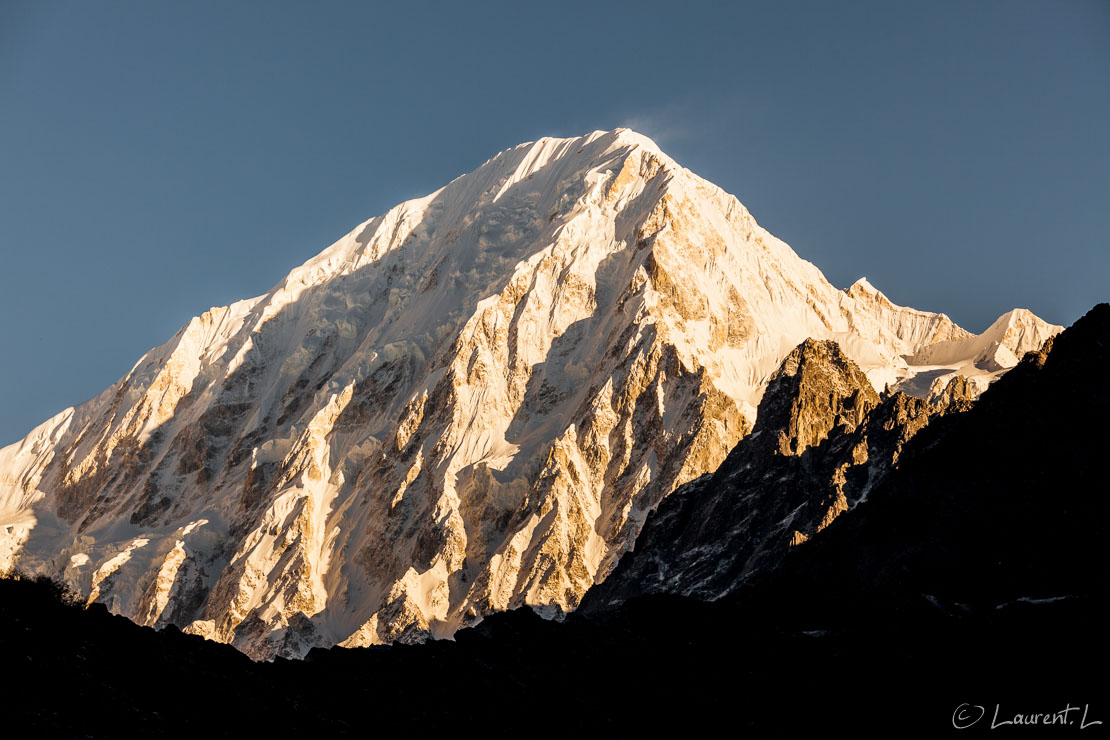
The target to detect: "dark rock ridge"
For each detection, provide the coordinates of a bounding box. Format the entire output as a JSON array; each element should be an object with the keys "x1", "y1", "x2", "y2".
[
  {"x1": 6, "y1": 572, "x2": 1104, "y2": 738},
  {"x1": 582, "y1": 337, "x2": 974, "y2": 609}
]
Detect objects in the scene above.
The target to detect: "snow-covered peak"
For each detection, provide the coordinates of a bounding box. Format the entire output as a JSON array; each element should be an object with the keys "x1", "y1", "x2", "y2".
[
  {"x1": 983, "y1": 308, "x2": 1063, "y2": 358},
  {"x1": 909, "y1": 308, "x2": 1062, "y2": 367},
  {"x1": 468, "y1": 128, "x2": 670, "y2": 190},
  {"x1": 848, "y1": 276, "x2": 879, "y2": 295},
  {"x1": 0, "y1": 129, "x2": 1062, "y2": 660}
]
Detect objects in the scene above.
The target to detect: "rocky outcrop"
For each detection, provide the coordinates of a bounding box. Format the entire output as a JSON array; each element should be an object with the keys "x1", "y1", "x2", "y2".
[{"x1": 583, "y1": 337, "x2": 976, "y2": 609}]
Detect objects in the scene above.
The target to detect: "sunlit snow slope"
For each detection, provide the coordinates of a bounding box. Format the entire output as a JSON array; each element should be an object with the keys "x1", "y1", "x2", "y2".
[{"x1": 0, "y1": 129, "x2": 1060, "y2": 658}]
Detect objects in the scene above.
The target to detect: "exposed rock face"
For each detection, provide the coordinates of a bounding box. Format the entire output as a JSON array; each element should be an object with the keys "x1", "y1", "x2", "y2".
[
  {"x1": 582, "y1": 338, "x2": 975, "y2": 609},
  {"x1": 758, "y1": 338, "x2": 880, "y2": 457},
  {"x1": 0, "y1": 129, "x2": 1057, "y2": 659}
]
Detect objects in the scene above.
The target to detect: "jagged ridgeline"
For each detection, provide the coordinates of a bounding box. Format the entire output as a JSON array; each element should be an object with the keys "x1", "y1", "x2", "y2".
[{"x1": 0, "y1": 129, "x2": 1060, "y2": 659}]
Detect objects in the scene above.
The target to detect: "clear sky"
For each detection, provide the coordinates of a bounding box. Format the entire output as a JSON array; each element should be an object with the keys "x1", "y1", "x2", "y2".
[{"x1": 1, "y1": 1, "x2": 1108, "y2": 445}]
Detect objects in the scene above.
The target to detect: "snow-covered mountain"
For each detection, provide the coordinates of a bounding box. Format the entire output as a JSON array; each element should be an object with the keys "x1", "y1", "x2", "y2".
[{"x1": 0, "y1": 129, "x2": 1060, "y2": 658}]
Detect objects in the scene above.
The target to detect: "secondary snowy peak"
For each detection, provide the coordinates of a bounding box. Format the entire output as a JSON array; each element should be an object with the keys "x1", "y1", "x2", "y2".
[
  {"x1": 845, "y1": 277, "x2": 971, "y2": 349},
  {"x1": 0, "y1": 128, "x2": 1058, "y2": 659},
  {"x1": 894, "y1": 306, "x2": 1063, "y2": 397},
  {"x1": 841, "y1": 278, "x2": 1062, "y2": 396},
  {"x1": 909, "y1": 308, "x2": 1061, "y2": 366}
]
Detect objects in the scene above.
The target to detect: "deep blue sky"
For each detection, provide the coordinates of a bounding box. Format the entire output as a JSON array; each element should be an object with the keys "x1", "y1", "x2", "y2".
[{"x1": 2, "y1": 1, "x2": 1108, "y2": 444}]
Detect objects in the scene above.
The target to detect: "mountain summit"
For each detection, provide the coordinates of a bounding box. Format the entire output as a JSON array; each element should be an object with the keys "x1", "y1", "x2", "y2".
[{"x1": 0, "y1": 129, "x2": 1060, "y2": 658}]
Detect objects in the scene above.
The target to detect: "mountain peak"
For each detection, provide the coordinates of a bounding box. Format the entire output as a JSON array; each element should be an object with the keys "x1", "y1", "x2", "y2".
[
  {"x1": 908, "y1": 306, "x2": 1062, "y2": 369},
  {"x1": 0, "y1": 130, "x2": 1064, "y2": 659},
  {"x1": 608, "y1": 126, "x2": 663, "y2": 149},
  {"x1": 848, "y1": 276, "x2": 878, "y2": 294},
  {"x1": 757, "y1": 339, "x2": 879, "y2": 456},
  {"x1": 496, "y1": 128, "x2": 669, "y2": 179}
]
